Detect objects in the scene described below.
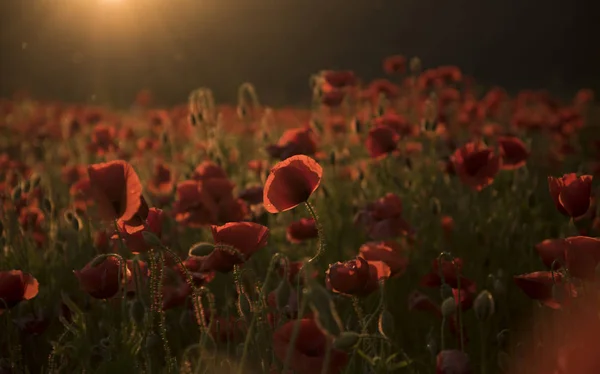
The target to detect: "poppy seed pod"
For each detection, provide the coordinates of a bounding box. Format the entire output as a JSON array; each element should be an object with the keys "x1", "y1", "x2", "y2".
[{"x1": 474, "y1": 290, "x2": 495, "y2": 322}]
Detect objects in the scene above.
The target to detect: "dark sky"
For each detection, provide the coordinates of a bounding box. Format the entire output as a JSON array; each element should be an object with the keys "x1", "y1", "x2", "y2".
[{"x1": 0, "y1": 0, "x2": 598, "y2": 107}]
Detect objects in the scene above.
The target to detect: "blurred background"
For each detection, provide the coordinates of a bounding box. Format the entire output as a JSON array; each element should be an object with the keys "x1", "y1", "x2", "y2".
[{"x1": 0, "y1": 0, "x2": 598, "y2": 108}]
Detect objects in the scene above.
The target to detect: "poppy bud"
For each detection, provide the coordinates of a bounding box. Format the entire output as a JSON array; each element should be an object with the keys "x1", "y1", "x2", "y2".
[
  {"x1": 129, "y1": 299, "x2": 146, "y2": 326},
  {"x1": 426, "y1": 331, "x2": 438, "y2": 357},
  {"x1": 188, "y1": 242, "x2": 215, "y2": 257},
  {"x1": 409, "y1": 57, "x2": 421, "y2": 75},
  {"x1": 333, "y1": 331, "x2": 360, "y2": 351},
  {"x1": 20, "y1": 179, "x2": 31, "y2": 194},
  {"x1": 63, "y1": 210, "x2": 75, "y2": 224},
  {"x1": 275, "y1": 280, "x2": 292, "y2": 311},
  {"x1": 493, "y1": 278, "x2": 505, "y2": 295},
  {"x1": 441, "y1": 297, "x2": 456, "y2": 318},
  {"x1": 237, "y1": 292, "x2": 253, "y2": 319},
  {"x1": 141, "y1": 231, "x2": 162, "y2": 248},
  {"x1": 189, "y1": 113, "x2": 197, "y2": 126},
  {"x1": 11, "y1": 185, "x2": 22, "y2": 202},
  {"x1": 70, "y1": 214, "x2": 83, "y2": 232},
  {"x1": 377, "y1": 309, "x2": 395, "y2": 339},
  {"x1": 30, "y1": 173, "x2": 42, "y2": 189},
  {"x1": 307, "y1": 282, "x2": 343, "y2": 337},
  {"x1": 329, "y1": 151, "x2": 336, "y2": 166},
  {"x1": 42, "y1": 198, "x2": 54, "y2": 215},
  {"x1": 430, "y1": 198, "x2": 441, "y2": 215},
  {"x1": 474, "y1": 290, "x2": 495, "y2": 322}
]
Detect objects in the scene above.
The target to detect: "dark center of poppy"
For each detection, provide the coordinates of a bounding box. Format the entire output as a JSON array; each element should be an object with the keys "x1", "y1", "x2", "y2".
[{"x1": 464, "y1": 150, "x2": 490, "y2": 176}]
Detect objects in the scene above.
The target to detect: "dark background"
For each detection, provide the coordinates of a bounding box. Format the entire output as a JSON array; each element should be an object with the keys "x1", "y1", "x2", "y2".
[{"x1": 0, "y1": 0, "x2": 598, "y2": 108}]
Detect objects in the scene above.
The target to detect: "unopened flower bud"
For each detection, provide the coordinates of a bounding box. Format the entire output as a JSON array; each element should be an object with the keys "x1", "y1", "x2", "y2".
[
  {"x1": 409, "y1": 57, "x2": 422, "y2": 75},
  {"x1": 440, "y1": 284, "x2": 453, "y2": 300},
  {"x1": 378, "y1": 309, "x2": 395, "y2": 339},
  {"x1": 188, "y1": 242, "x2": 215, "y2": 257},
  {"x1": 474, "y1": 290, "x2": 495, "y2": 322},
  {"x1": 333, "y1": 331, "x2": 360, "y2": 351},
  {"x1": 441, "y1": 297, "x2": 456, "y2": 318}
]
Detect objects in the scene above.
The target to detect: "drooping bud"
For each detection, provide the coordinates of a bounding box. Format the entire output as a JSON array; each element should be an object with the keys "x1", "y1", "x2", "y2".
[
  {"x1": 377, "y1": 309, "x2": 395, "y2": 339},
  {"x1": 473, "y1": 290, "x2": 495, "y2": 322},
  {"x1": 333, "y1": 331, "x2": 360, "y2": 351},
  {"x1": 441, "y1": 297, "x2": 456, "y2": 318},
  {"x1": 188, "y1": 242, "x2": 215, "y2": 257}
]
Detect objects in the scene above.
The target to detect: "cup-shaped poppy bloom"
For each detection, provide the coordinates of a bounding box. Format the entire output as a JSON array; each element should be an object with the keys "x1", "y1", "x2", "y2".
[
  {"x1": 365, "y1": 125, "x2": 400, "y2": 159},
  {"x1": 88, "y1": 124, "x2": 118, "y2": 155},
  {"x1": 263, "y1": 155, "x2": 323, "y2": 213},
  {"x1": 354, "y1": 193, "x2": 414, "y2": 240},
  {"x1": 326, "y1": 257, "x2": 371, "y2": 295},
  {"x1": 513, "y1": 271, "x2": 576, "y2": 309},
  {"x1": 534, "y1": 238, "x2": 567, "y2": 269},
  {"x1": 266, "y1": 127, "x2": 319, "y2": 161},
  {"x1": 451, "y1": 141, "x2": 501, "y2": 191},
  {"x1": 359, "y1": 240, "x2": 409, "y2": 277},
  {"x1": 272, "y1": 318, "x2": 348, "y2": 374},
  {"x1": 326, "y1": 257, "x2": 390, "y2": 296},
  {"x1": 383, "y1": 55, "x2": 407, "y2": 75},
  {"x1": 563, "y1": 236, "x2": 600, "y2": 280},
  {"x1": 0, "y1": 270, "x2": 39, "y2": 314},
  {"x1": 147, "y1": 162, "x2": 174, "y2": 196},
  {"x1": 436, "y1": 350, "x2": 471, "y2": 374},
  {"x1": 172, "y1": 180, "x2": 219, "y2": 227},
  {"x1": 373, "y1": 113, "x2": 414, "y2": 137},
  {"x1": 192, "y1": 160, "x2": 228, "y2": 181},
  {"x1": 238, "y1": 185, "x2": 264, "y2": 205},
  {"x1": 286, "y1": 218, "x2": 318, "y2": 243},
  {"x1": 548, "y1": 173, "x2": 593, "y2": 218},
  {"x1": 112, "y1": 208, "x2": 165, "y2": 254},
  {"x1": 75, "y1": 256, "x2": 131, "y2": 299},
  {"x1": 497, "y1": 136, "x2": 529, "y2": 170},
  {"x1": 322, "y1": 70, "x2": 356, "y2": 88},
  {"x1": 87, "y1": 160, "x2": 143, "y2": 222},
  {"x1": 196, "y1": 222, "x2": 269, "y2": 273}
]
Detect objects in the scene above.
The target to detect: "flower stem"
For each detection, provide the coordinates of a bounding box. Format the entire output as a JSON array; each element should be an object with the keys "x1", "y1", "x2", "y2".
[{"x1": 305, "y1": 201, "x2": 325, "y2": 263}]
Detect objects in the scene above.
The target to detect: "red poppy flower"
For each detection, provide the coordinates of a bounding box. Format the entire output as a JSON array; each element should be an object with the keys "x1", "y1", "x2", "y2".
[
  {"x1": 365, "y1": 125, "x2": 400, "y2": 158},
  {"x1": 75, "y1": 256, "x2": 131, "y2": 299},
  {"x1": 88, "y1": 124, "x2": 118, "y2": 155},
  {"x1": 263, "y1": 155, "x2": 323, "y2": 213},
  {"x1": 162, "y1": 276, "x2": 192, "y2": 311},
  {"x1": 195, "y1": 222, "x2": 269, "y2": 273},
  {"x1": 383, "y1": 55, "x2": 407, "y2": 75},
  {"x1": 367, "y1": 79, "x2": 400, "y2": 101},
  {"x1": 0, "y1": 270, "x2": 39, "y2": 314},
  {"x1": 358, "y1": 241, "x2": 409, "y2": 276},
  {"x1": 436, "y1": 350, "x2": 471, "y2": 374},
  {"x1": 420, "y1": 258, "x2": 465, "y2": 289},
  {"x1": 326, "y1": 257, "x2": 390, "y2": 296},
  {"x1": 192, "y1": 160, "x2": 228, "y2": 181},
  {"x1": 238, "y1": 185, "x2": 264, "y2": 205},
  {"x1": 373, "y1": 113, "x2": 414, "y2": 137},
  {"x1": 87, "y1": 160, "x2": 143, "y2": 222},
  {"x1": 440, "y1": 216, "x2": 454, "y2": 241},
  {"x1": 172, "y1": 180, "x2": 219, "y2": 227},
  {"x1": 354, "y1": 193, "x2": 414, "y2": 240},
  {"x1": 535, "y1": 238, "x2": 567, "y2": 269},
  {"x1": 147, "y1": 162, "x2": 174, "y2": 196},
  {"x1": 61, "y1": 165, "x2": 87, "y2": 186},
  {"x1": 322, "y1": 70, "x2": 356, "y2": 88},
  {"x1": 563, "y1": 236, "x2": 600, "y2": 280},
  {"x1": 266, "y1": 127, "x2": 318, "y2": 161},
  {"x1": 451, "y1": 141, "x2": 501, "y2": 191},
  {"x1": 498, "y1": 136, "x2": 529, "y2": 170},
  {"x1": 321, "y1": 90, "x2": 345, "y2": 108},
  {"x1": 408, "y1": 290, "x2": 441, "y2": 317},
  {"x1": 272, "y1": 319, "x2": 348, "y2": 374},
  {"x1": 548, "y1": 174, "x2": 593, "y2": 218},
  {"x1": 112, "y1": 208, "x2": 165, "y2": 254},
  {"x1": 286, "y1": 218, "x2": 318, "y2": 243},
  {"x1": 513, "y1": 271, "x2": 575, "y2": 309}
]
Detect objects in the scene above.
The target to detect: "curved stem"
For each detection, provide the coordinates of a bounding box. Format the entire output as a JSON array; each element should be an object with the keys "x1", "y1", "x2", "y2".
[{"x1": 305, "y1": 201, "x2": 325, "y2": 264}]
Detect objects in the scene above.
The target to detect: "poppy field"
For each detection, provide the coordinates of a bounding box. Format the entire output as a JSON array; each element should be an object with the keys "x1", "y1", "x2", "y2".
[{"x1": 1, "y1": 56, "x2": 600, "y2": 374}]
